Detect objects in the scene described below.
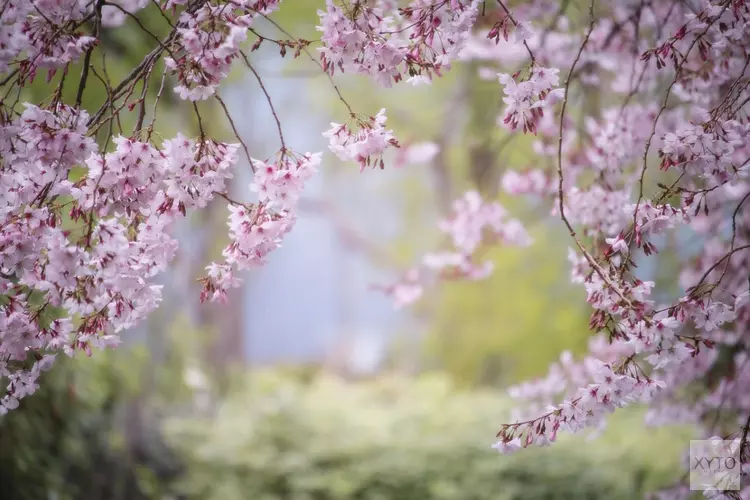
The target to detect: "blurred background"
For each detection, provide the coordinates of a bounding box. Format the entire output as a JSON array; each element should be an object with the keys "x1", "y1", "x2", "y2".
[{"x1": 1, "y1": 2, "x2": 694, "y2": 499}]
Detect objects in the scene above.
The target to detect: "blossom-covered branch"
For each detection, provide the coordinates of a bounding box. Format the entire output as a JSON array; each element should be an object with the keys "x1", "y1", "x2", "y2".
[{"x1": 0, "y1": 0, "x2": 488, "y2": 415}]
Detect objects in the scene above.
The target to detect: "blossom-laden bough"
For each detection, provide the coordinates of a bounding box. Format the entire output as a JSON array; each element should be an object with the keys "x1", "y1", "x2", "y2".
[
  {"x1": 0, "y1": 0, "x2": 481, "y2": 416},
  {"x1": 1, "y1": 0, "x2": 750, "y2": 497}
]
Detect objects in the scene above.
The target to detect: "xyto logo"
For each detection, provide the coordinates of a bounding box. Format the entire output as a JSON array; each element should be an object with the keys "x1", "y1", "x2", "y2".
[
  {"x1": 692, "y1": 456, "x2": 738, "y2": 473},
  {"x1": 689, "y1": 439, "x2": 741, "y2": 492}
]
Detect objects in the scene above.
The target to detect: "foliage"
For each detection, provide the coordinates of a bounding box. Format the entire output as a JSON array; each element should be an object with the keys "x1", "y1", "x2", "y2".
[
  {"x1": 428, "y1": 227, "x2": 590, "y2": 386},
  {"x1": 0, "y1": 351, "x2": 182, "y2": 500},
  {"x1": 165, "y1": 371, "x2": 688, "y2": 500}
]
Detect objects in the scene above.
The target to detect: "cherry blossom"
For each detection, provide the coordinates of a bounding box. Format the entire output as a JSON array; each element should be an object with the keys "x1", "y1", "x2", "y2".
[
  {"x1": 202, "y1": 151, "x2": 319, "y2": 300},
  {"x1": 317, "y1": 0, "x2": 481, "y2": 86},
  {"x1": 469, "y1": 2, "x2": 750, "y2": 495},
  {"x1": 394, "y1": 141, "x2": 439, "y2": 168},
  {"x1": 498, "y1": 67, "x2": 564, "y2": 134},
  {"x1": 324, "y1": 109, "x2": 400, "y2": 171},
  {"x1": 101, "y1": 0, "x2": 150, "y2": 27},
  {"x1": 377, "y1": 190, "x2": 530, "y2": 308},
  {"x1": 375, "y1": 268, "x2": 424, "y2": 309}
]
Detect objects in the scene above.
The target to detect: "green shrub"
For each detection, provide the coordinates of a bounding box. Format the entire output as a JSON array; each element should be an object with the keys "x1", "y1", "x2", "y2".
[
  {"x1": 165, "y1": 371, "x2": 690, "y2": 500},
  {"x1": 0, "y1": 352, "x2": 182, "y2": 500}
]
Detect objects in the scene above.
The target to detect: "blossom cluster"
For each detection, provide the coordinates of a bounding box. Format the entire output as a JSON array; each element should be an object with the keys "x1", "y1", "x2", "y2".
[
  {"x1": 321, "y1": 4, "x2": 750, "y2": 493},
  {"x1": 317, "y1": 0, "x2": 481, "y2": 86},
  {"x1": 164, "y1": 1, "x2": 281, "y2": 101},
  {"x1": 1, "y1": 102, "x2": 242, "y2": 413},
  {"x1": 0, "y1": 0, "x2": 341, "y2": 414},
  {"x1": 454, "y1": 1, "x2": 750, "y2": 496},
  {"x1": 324, "y1": 109, "x2": 400, "y2": 172},
  {"x1": 201, "y1": 152, "x2": 319, "y2": 303},
  {"x1": 0, "y1": 0, "x2": 160, "y2": 77},
  {"x1": 660, "y1": 121, "x2": 749, "y2": 186},
  {"x1": 0, "y1": 0, "x2": 429, "y2": 415},
  {"x1": 378, "y1": 191, "x2": 531, "y2": 308},
  {"x1": 498, "y1": 67, "x2": 564, "y2": 134},
  {"x1": 0, "y1": 0, "x2": 95, "y2": 74}
]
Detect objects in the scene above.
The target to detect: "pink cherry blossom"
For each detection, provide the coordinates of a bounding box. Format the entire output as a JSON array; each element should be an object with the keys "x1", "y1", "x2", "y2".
[
  {"x1": 324, "y1": 109, "x2": 400, "y2": 171},
  {"x1": 377, "y1": 190, "x2": 530, "y2": 307}
]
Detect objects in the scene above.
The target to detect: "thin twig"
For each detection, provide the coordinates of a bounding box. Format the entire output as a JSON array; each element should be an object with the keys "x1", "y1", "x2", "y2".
[
  {"x1": 260, "y1": 14, "x2": 355, "y2": 115},
  {"x1": 147, "y1": 70, "x2": 167, "y2": 140},
  {"x1": 239, "y1": 50, "x2": 286, "y2": 152},
  {"x1": 134, "y1": 64, "x2": 154, "y2": 135},
  {"x1": 692, "y1": 244, "x2": 750, "y2": 294},
  {"x1": 495, "y1": 0, "x2": 536, "y2": 65},
  {"x1": 192, "y1": 102, "x2": 205, "y2": 140},
  {"x1": 555, "y1": 0, "x2": 622, "y2": 298},
  {"x1": 214, "y1": 93, "x2": 255, "y2": 172},
  {"x1": 0, "y1": 69, "x2": 19, "y2": 88}
]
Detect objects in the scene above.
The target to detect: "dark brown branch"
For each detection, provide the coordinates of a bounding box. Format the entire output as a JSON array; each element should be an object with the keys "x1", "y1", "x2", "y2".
[{"x1": 75, "y1": 0, "x2": 105, "y2": 108}]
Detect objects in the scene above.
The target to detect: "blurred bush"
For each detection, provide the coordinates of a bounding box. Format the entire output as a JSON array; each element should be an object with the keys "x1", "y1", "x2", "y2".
[
  {"x1": 0, "y1": 351, "x2": 183, "y2": 500},
  {"x1": 427, "y1": 231, "x2": 591, "y2": 387},
  {"x1": 165, "y1": 371, "x2": 688, "y2": 500},
  {"x1": 0, "y1": 331, "x2": 691, "y2": 500}
]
